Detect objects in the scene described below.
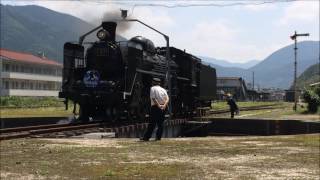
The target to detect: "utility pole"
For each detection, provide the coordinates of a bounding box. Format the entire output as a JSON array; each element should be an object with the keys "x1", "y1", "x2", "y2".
[
  {"x1": 252, "y1": 71, "x2": 255, "y2": 101},
  {"x1": 252, "y1": 71, "x2": 255, "y2": 91},
  {"x1": 290, "y1": 31, "x2": 309, "y2": 111}
]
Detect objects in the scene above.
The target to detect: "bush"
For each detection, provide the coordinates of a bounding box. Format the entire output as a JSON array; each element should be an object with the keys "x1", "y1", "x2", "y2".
[
  {"x1": 303, "y1": 89, "x2": 320, "y2": 113},
  {"x1": 314, "y1": 87, "x2": 320, "y2": 97},
  {"x1": 0, "y1": 96, "x2": 64, "y2": 108}
]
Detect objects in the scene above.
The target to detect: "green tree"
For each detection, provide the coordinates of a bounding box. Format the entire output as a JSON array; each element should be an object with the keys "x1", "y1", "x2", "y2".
[{"x1": 303, "y1": 89, "x2": 320, "y2": 113}]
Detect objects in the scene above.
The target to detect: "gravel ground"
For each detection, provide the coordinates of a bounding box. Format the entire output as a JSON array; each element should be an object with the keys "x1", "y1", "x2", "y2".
[{"x1": 1, "y1": 134, "x2": 319, "y2": 179}]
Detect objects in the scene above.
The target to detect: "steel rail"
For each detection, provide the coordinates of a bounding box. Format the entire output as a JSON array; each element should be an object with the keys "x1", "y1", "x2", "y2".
[
  {"x1": 1, "y1": 123, "x2": 72, "y2": 134},
  {"x1": 0, "y1": 123, "x2": 101, "y2": 140},
  {"x1": 208, "y1": 104, "x2": 281, "y2": 115}
]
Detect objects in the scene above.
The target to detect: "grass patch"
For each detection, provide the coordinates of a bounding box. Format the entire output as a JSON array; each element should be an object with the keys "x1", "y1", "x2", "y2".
[
  {"x1": 212, "y1": 101, "x2": 283, "y2": 110},
  {"x1": 0, "y1": 106, "x2": 73, "y2": 118},
  {"x1": 0, "y1": 139, "x2": 202, "y2": 179},
  {"x1": 0, "y1": 96, "x2": 73, "y2": 118},
  {"x1": 209, "y1": 102, "x2": 319, "y2": 120},
  {"x1": 0, "y1": 96, "x2": 64, "y2": 108}
]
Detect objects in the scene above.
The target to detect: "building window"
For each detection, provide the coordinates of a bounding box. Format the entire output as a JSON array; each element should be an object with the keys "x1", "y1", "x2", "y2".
[
  {"x1": 21, "y1": 65, "x2": 24, "y2": 73},
  {"x1": 3, "y1": 64, "x2": 10, "y2": 72},
  {"x1": 3, "y1": 81, "x2": 9, "y2": 89},
  {"x1": 57, "y1": 69, "x2": 62, "y2": 76},
  {"x1": 21, "y1": 82, "x2": 25, "y2": 89}
]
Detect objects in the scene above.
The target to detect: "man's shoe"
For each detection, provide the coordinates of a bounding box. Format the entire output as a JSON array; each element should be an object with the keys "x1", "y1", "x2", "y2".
[{"x1": 139, "y1": 137, "x2": 149, "y2": 141}]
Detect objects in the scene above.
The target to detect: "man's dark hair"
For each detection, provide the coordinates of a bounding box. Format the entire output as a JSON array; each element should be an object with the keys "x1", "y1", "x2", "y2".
[{"x1": 152, "y1": 78, "x2": 161, "y2": 85}]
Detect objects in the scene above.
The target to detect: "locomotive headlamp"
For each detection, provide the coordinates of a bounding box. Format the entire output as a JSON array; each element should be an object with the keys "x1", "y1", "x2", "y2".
[{"x1": 97, "y1": 29, "x2": 110, "y2": 40}]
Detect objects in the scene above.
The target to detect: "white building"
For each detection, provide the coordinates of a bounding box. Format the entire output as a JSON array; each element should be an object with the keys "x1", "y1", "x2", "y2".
[{"x1": 0, "y1": 49, "x2": 62, "y2": 96}]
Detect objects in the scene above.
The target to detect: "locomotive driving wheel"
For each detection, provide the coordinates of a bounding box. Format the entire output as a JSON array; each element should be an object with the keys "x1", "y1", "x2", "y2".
[
  {"x1": 136, "y1": 97, "x2": 149, "y2": 122},
  {"x1": 105, "y1": 104, "x2": 122, "y2": 122},
  {"x1": 79, "y1": 104, "x2": 91, "y2": 123}
]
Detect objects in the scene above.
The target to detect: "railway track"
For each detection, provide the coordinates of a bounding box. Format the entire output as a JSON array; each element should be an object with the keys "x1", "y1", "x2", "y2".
[
  {"x1": 0, "y1": 119, "x2": 187, "y2": 140},
  {"x1": 0, "y1": 105, "x2": 282, "y2": 140},
  {"x1": 0, "y1": 122, "x2": 102, "y2": 140},
  {"x1": 206, "y1": 104, "x2": 281, "y2": 116}
]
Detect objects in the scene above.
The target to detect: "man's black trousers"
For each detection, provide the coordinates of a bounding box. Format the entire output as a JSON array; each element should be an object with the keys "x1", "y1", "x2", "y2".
[
  {"x1": 230, "y1": 110, "x2": 235, "y2": 118},
  {"x1": 143, "y1": 105, "x2": 165, "y2": 140}
]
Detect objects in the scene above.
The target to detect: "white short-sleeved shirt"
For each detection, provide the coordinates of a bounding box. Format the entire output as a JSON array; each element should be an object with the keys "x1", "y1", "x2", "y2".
[{"x1": 150, "y1": 85, "x2": 169, "y2": 106}]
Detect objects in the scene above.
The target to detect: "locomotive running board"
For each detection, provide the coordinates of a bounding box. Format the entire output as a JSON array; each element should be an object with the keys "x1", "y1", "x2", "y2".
[{"x1": 136, "y1": 68, "x2": 189, "y2": 81}]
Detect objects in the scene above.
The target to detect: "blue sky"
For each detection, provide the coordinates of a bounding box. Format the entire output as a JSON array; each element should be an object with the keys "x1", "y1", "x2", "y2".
[{"x1": 2, "y1": 0, "x2": 319, "y2": 63}]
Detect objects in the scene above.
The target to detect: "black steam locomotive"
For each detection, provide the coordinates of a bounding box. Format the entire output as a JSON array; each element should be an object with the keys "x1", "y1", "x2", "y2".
[{"x1": 59, "y1": 21, "x2": 216, "y2": 122}]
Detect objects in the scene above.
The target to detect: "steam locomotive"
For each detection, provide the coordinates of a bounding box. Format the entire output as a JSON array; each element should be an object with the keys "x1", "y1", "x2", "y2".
[{"x1": 59, "y1": 21, "x2": 216, "y2": 122}]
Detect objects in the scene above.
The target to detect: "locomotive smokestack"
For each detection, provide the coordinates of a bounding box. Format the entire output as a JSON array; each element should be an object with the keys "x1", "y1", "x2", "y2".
[{"x1": 102, "y1": 21, "x2": 117, "y2": 41}]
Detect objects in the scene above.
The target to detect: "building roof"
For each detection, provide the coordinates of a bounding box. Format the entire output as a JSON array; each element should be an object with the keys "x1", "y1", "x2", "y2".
[
  {"x1": 310, "y1": 82, "x2": 320, "y2": 87},
  {"x1": 217, "y1": 77, "x2": 242, "y2": 80},
  {"x1": 0, "y1": 49, "x2": 62, "y2": 67}
]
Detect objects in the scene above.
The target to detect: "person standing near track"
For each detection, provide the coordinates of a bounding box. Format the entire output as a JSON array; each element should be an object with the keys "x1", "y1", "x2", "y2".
[
  {"x1": 141, "y1": 78, "x2": 169, "y2": 141},
  {"x1": 226, "y1": 93, "x2": 239, "y2": 118}
]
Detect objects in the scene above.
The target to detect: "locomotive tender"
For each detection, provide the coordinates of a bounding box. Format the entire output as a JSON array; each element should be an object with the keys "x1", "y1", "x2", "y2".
[{"x1": 59, "y1": 21, "x2": 216, "y2": 122}]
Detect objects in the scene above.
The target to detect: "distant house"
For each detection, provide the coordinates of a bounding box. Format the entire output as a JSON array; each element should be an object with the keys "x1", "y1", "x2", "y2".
[
  {"x1": 309, "y1": 82, "x2": 320, "y2": 87},
  {"x1": 0, "y1": 49, "x2": 62, "y2": 96},
  {"x1": 266, "y1": 89, "x2": 285, "y2": 101},
  {"x1": 250, "y1": 89, "x2": 285, "y2": 102},
  {"x1": 246, "y1": 89, "x2": 259, "y2": 101},
  {"x1": 217, "y1": 77, "x2": 248, "y2": 101},
  {"x1": 285, "y1": 90, "x2": 302, "y2": 102}
]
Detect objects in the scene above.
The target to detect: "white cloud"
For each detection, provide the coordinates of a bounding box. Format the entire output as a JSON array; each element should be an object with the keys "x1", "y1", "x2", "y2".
[
  {"x1": 171, "y1": 20, "x2": 290, "y2": 62},
  {"x1": 172, "y1": 20, "x2": 248, "y2": 62},
  {"x1": 132, "y1": 7, "x2": 174, "y2": 28},
  {"x1": 279, "y1": 1, "x2": 319, "y2": 25},
  {"x1": 115, "y1": 7, "x2": 174, "y2": 46},
  {"x1": 191, "y1": 21, "x2": 237, "y2": 42},
  {"x1": 242, "y1": 3, "x2": 277, "y2": 12}
]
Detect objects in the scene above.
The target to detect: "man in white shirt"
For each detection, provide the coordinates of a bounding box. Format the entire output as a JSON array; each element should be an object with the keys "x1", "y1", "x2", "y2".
[{"x1": 141, "y1": 77, "x2": 169, "y2": 141}]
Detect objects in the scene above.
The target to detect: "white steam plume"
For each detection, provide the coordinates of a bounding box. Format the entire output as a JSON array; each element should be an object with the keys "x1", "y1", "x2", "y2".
[{"x1": 100, "y1": 10, "x2": 133, "y2": 33}]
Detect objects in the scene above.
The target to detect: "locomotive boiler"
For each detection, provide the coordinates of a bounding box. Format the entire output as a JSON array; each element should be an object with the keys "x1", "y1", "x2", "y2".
[{"x1": 59, "y1": 21, "x2": 216, "y2": 122}]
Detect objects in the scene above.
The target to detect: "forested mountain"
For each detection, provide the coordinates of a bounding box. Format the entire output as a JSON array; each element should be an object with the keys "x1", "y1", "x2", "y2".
[
  {"x1": 200, "y1": 56, "x2": 259, "y2": 69},
  {"x1": 0, "y1": 4, "x2": 97, "y2": 62},
  {"x1": 203, "y1": 41, "x2": 319, "y2": 89},
  {"x1": 249, "y1": 41, "x2": 319, "y2": 89},
  {"x1": 294, "y1": 63, "x2": 320, "y2": 89}
]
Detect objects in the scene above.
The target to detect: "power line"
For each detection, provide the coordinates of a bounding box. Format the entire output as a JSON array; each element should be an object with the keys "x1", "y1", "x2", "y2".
[
  {"x1": 2, "y1": 0, "x2": 306, "y2": 4},
  {"x1": 133, "y1": 0, "x2": 300, "y2": 8},
  {"x1": 2, "y1": 0, "x2": 310, "y2": 19},
  {"x1": 125, "y1": 0, "x2": 304, "y2": 17},
  {"x1": 1, "y1": 0, "x2": 308, "y2": 8}
]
